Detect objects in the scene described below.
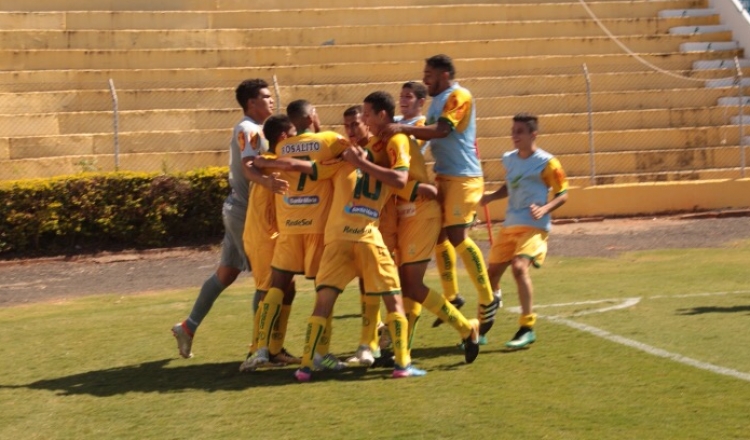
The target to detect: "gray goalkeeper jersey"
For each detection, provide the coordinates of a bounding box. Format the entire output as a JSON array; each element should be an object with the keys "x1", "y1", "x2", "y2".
[{"x1": 227, "y1": 115, "x2": 268, "y2": 210}]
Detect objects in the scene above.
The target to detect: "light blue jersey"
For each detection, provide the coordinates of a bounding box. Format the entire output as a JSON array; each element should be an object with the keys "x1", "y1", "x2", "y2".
[
  {"x1": 425, "y1": 83, "x2": 482, "y2": 177},
  {"x1": 503, "y1": 148, "x2": 567, "y2": 231}
]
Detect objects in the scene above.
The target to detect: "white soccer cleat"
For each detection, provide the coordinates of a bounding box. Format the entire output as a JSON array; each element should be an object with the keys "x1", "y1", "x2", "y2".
[
  {"x1": 239, "y1": 347, "x2": 270, "y2": 372},
  {"x1": 171, "y1": 322, "x2": 193, "y2": 359},
  {"x1": 345, "y1": 345, "x2": 376, "y2": 367}
]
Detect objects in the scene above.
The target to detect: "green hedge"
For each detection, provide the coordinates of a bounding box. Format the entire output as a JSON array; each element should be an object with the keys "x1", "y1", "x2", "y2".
[{"x1": 0, "y1": 168, "x2": 229, "y2": 258}]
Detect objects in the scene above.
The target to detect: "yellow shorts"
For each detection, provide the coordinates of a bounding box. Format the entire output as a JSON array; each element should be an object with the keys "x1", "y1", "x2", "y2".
[
  {"x1": 271, "y1": 233, "x2": 325, "y2": 279},
  {"x1": 379, "y1": 197, "x2": 399, "y2": 255},
  {"x1": 395, "y1": 199, "x2": 441, "y2": 265},
  {"x1": 436, "y1": 175, "x2": 484, "y2": 228},
  {"x1": 245, "y1": 232, "x2": 276, "y2": 292},
  {"x1": 489, "y1": 226, "x2": 549, "y2": 268},
  {"x1": 315, "y1": 240, "x2": 401, "y2": 296}
]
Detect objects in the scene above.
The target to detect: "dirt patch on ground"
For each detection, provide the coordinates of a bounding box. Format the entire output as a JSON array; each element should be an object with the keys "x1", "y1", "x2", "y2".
[{"x1": 2, "y1": 214, "x2": 749, "y2": 307}]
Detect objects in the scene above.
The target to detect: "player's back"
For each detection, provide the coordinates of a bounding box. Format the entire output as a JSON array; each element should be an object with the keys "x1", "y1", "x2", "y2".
[{"x1": 274, "y1": 131, "x2": 349, "y2": 235}]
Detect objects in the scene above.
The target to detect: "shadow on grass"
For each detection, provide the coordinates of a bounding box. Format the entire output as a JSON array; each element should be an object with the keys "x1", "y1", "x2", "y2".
[
  {"x1": 1, "y1": 358, "x2": 394, "y2": 397},
  {"x1": 676, "y1": 305, "x2": 750, "y2": 315},
  {"x1": 3, "y1": 344, "x2": 497, "y2": 397}
]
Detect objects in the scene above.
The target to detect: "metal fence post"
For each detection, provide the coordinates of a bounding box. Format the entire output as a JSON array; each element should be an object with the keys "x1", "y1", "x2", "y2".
[
  {"x1": 272, "y1": 74, "x2": 282, "y2": 114},
  {"x1": 736, "y1": 57, "x2": 746, "y2": 178},
  {"x1": 108, "y1": 78, "x2": 120, "y2": 171},
  {"x1": 582, "y1": 63, "x2": 595, "y2": 185}
]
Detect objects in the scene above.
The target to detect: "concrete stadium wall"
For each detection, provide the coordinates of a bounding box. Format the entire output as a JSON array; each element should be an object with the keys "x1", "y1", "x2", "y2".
[{"x1": 479, "y1": 178, "x2": 750, "y2": 220}]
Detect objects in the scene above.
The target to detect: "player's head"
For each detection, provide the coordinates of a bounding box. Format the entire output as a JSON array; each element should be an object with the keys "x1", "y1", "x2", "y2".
[
  {"x1": 399, "y1": 81, "x2": 427, "y2": 120},
  {"x1": 343, "y1": 105, "x2": 370, "y2": 146},
  {"x1": 235, "y1": 79, "x2": 274, "y2": 122},
  {"x1": 286, "y1": 99, "x2": 320, "y2": 133},
  {"x1": 423, "y1": 54, "x2": 455, "y2": 97},
  {"x1": 262, "y1": 114, "x2": 297, "y2": 153},
  {"x1": 512, "y1": 112, "x2": 539, "y2": 150},
  {"x1": 363, "y1": 91, "x2": 396, "y2": 136}
]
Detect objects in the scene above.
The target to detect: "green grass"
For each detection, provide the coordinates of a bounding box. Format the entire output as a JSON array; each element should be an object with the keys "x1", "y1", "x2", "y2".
[{"x1": 1, "y1": 242, "x2": 750, "y2": 439}]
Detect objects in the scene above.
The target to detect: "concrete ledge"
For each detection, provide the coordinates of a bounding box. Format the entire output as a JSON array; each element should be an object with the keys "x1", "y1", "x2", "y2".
[
  {"x1": 0, "y1": 52, "x2": 738, "y2": 92},
  {"x1": 0, "y1": 17, "x2": 723, "y2": 50},
  {"x1": 480, "y1": 179, "x2": 750, "y2": 220}
]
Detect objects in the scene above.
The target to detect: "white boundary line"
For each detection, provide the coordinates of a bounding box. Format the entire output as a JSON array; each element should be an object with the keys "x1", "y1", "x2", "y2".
[{"x1": 515, "y1": 291, "x2": 750, "y2": 383}]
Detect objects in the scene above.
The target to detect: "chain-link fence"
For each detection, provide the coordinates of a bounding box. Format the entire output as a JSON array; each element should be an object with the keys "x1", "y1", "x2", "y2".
[{"x1": 2, "y1": 59, "x2": 748, "y2": 188}]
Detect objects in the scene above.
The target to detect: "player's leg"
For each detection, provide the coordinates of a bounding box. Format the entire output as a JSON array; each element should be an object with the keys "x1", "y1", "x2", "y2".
[
  {"x1": 295, "y1": 241, "x2": 355, "y2": 382},
  {"x1": 506, "y1": 229, "x2": 548, "y2": 349},
  {"x1": 401, "y1": 261, "x2": 479, "y2": 364},
  {"x1": 173, "y1": 203, "x2": 246, "y2": 358},
  {"x1": 432, "y1": 233, "x2": 464, "y2": 327}
]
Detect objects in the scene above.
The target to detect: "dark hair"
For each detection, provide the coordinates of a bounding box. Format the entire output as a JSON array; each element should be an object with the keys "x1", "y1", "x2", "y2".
[
  {"x1": 364, "y1": 91, "x2": 396, "y2": 120},
  {"x1": 235, "y1": 79, "x2": 269, "y2": 111},
  {"x1": 513, "y1": 113, "x2": 539, "y2": 133},
  {"x1": 263, "y1": 114, "x2": 294, "y2": 152},
  {"x1": 425, "y1": 54, "x2": 455, "y2": 79},
  {"x1": 343, "y1": 105, "x2": 363, "y2": 118},
  {"x1": 402, "y1": 81, "x2": 427, "y2": 100},
  {"x1": 286, "y1": 99, "x2": 312, "y2": 120}
]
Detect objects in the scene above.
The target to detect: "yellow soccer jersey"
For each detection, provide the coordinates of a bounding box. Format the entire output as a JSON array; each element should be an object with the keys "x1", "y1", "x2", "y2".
[
  {"x1": 274, "y1": 131, "x2": 349, "y2": 235},
  {"x1": 394, "y1": 136, "x2": 442, "y2": 220},
  {"x1": 245, "y1": 153, "x2": 278, "y2": 242},
  {"x1": 324, "y1": 134, "x2": 411, "y2": 246}
]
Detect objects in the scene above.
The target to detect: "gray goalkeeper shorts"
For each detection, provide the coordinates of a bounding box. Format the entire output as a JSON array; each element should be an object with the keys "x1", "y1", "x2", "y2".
[{"x1": 219, "y1": 200, "x2": 251, "y2": 272}]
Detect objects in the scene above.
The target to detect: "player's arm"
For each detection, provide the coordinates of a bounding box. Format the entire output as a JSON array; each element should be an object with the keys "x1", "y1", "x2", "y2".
[
  {"x1": 394, "y1": 180, "x2": 437, "y2": 202},
  {"x1": 342, "y1": 146, "x2": 408, "y2": 189},
  {"x1": 530, "y1": 158, "x2": 569, "y2": 220},
  {"x1": 242, "y1": 156, "x2": 289, "y2": 194},
  {"x1": 382, "y1": 119, "x2": 452, "y2": 141},
  {"x1": 480, "y1": 184, "x2": 508, "y2": 206},
  {"x1": 253, "y1": 156, "x2": 314, "y2": 174}
]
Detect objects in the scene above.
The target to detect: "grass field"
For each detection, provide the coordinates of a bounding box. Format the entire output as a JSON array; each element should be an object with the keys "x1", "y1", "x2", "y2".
[{"x1": 1, "y1": 241, "x2": 749, "y2": 439}]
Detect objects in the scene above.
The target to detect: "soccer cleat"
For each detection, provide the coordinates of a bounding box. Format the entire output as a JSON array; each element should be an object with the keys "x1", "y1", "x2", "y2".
[
  {"x1": 431, "y1": 294, "x2": 466, "y2": 327},
  {"x1": 313, "y1": 353, "x2": 347, "y2": 371},
  {"x1": 269, "y1": 348, "x2": 301, "y2": 365},
  {"x1": 345, "y1": 345, "x2": 376, "y2": 367},
  {"x1": 239, "y1": 347, "x2": 270, "y2": 372},
  {"x1": 505, "y1": 326, "x2": 536, "y2": 349},
  {"x1": 294, "y1": 367, "x2": 313, "y2": 382},
  {"x1": 463, "y1": 318, "x2": 480, "y2": 364},
  {"x1": 371, "y1": 349, "x2": 395, "y2": 369},
  {"x1": 171, "y1": 322, "x2": 194, "y2": 359},
  {"x1": 392, "y1": 364, "x2": 427, "y2": 378},
  {"x1": 477, "y1": 335, "x2": 489, "y2": 345}
]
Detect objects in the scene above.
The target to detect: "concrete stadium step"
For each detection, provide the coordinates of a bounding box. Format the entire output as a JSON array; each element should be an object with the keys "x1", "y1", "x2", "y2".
[
  {"x1": 481, "y1": 145, "x2": 744, "y2": 180},
  {"x1": 0, "y1": 92, "x2": 742, "y2": 138},
  {"x1": 1, "y1": 51, "x2": 738, "y2": 93},
  {"x1": 4, "y1": 146, "x2": 742, "y2": 184},
  {"x1": 0, "y1": 129, "x2": 227, "y2": 160},
  {"x1": 475, "y1": 126, "x2": 742, "y2": 157},
  {"x1": 0, "y1": 1, "x2": 709, "y2": 30},
  {"x1": 4, "y1": 124, "x2": 741, "y2": 161},
  {"x1": 3, "y1": 69, "x2": 746, "y2": 114},
  {"x1": 0, "y1": 17, "x2": 723, "y2": 50},
  {"x1": 551, "y1": 168, "x2": 743, "y2": 187},
  {"x1": 0, "y1": 0, "x2": 668, "y2": 12},
  {"x1": 476, "y1": 106, "x2": 739, "y2": 137},
  {"x1": 1, "y1": 34, "x2": 733, "y2": 71},
  {"x1": 0, "y1": 151, "x2": 229, "y2": 181}
]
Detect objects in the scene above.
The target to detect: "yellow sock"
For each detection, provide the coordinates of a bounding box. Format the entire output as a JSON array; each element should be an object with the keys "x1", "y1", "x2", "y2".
[
  {"x1": 435, "y1": 240, "x2": 459, "y2": 301},
  {"x1": 386, "y1": 311, "x2": 410, "y2": 368},
  {"x1": 257, "y1": 287, "x2": 284, "y2": 350},
  {"x1": 455, "y1": 238, "x2": 494, "y2": 306},
  {"x1": 316, "y1": 314, "x2": 334, "y2": 356},
  {"x1": 250, "y1": 300, "x2": 263, "y2": 353},
  {"x1": 268, "y1": 305, "x2": 291, "y2": 355},
  {"x1": 302, "y1": 315, "x2": 327, "y2": 369},
  {"x1": 360, "y1": 295, "x2": 382, "y2": 351},
  {"x1": 520, "y1": 313, "x2": 537, "y2": 328},
  {"x1": 422, "y1": 288, "x2": 472, "y2": 339},
  {"x1": 403, "y1": 297, "x2": 422, "y2": 351}
]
